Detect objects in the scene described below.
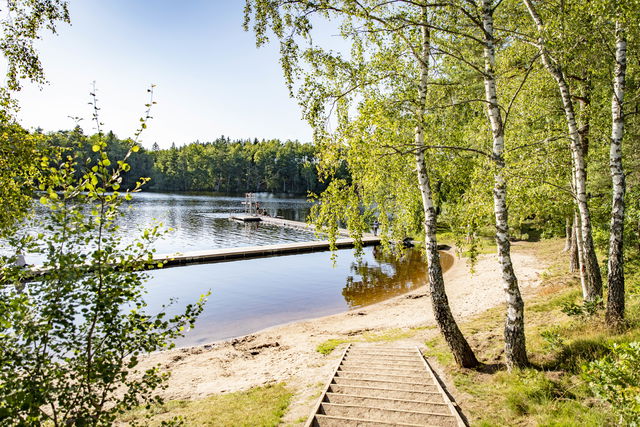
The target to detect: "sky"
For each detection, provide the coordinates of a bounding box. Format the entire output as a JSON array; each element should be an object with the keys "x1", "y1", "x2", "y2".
[{"x1": 13, "y1": 1, "x2": 316, "y2": 149}]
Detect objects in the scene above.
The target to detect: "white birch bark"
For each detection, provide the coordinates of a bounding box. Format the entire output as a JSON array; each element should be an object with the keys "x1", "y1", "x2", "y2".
[
  {"x1": 607, "y1": 21, "x2": 627, "y2": 323},
  {"x1": 482, "y1": 0, "x2": 527, "y2": 369},
  {"x1": 569, "y1": 213, "x2": 579, "y2": 273},
  {"x1": 414, "y1": 7, "x2": 478, "y2": 368},
  {"x1": 522, "y1": 0, "x2": 602, "y2": 302},
  {"x1": 563, "y1": 217, "x2": 571, "y2": 252}
]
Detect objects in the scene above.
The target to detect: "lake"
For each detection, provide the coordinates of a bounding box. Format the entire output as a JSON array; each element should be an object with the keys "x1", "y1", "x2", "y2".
[{"x1": 9, "y1": 192, "x2": 441, "y2": 347}]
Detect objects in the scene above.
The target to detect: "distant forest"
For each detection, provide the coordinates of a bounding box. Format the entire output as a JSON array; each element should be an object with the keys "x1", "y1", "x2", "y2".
[{"x1": 47, "y1": 127, "x2": 346, "y2": 194}]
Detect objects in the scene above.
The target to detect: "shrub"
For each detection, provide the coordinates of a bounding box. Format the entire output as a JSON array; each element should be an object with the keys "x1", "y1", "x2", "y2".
[
  {"x1": 583, "y1": 342, "x2": 640, "y2": 426},
  {"x1": 0, "y1": 92, "x2": 207, "y2": 426}
]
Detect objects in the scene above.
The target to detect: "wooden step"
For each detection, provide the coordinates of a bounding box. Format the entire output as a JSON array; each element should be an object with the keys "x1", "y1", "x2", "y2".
[
  {"x1": 324, "y1": 393, "x2": 451, "y2": 414},
  {"x1": 346, "y1": 352, "x2": 420, "y2": 360},
  {"x1": 327, "y1": 384, "x2": 444, "y2": 401},
  {"x1": 342, "y1": 356, "x2": 424, "y2": 367},
  {"x1": 340, "y1": 360, "x2": 425, "y2": 370},
  {"x1": 346, "y1": 350, "x2": 418, "y2": 357},
  {"x1": 338, "y1": 365, "x2": 429, "y2": 377},
  {"x1": 335, "y1": 370, "x2": 435, "y2": 384},
  {"x1": 312, "y1": 414, "x2": 427, "y2": 427},
  {"x1": 332, "y1": 377, "x2": 439, "y2": 393},
  {"x1": 319, "y1": 403, "x2": 458, "y2": 426}
]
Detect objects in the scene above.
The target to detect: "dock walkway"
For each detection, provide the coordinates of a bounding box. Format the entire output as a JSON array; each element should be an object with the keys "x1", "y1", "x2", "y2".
[
  {"x1": 152, "y1": 216, "x2": 380, "y2": 267},
  {"x1": 257, "y1": 215, "x2": 353, "y2": 237},
  {"x1": 23, "y1": 218, "x2": 381, "y2": 277},
  {"x1": 306, "y1": 343, "x2": 466, "y2": 427},
  {"x1": 153, "y1": 235, "x2": 380, "y2": 267}
]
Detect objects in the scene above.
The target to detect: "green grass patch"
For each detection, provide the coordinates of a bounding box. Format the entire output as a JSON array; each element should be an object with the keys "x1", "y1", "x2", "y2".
[
  {"x1": 316, "y1": 339, "x2": 351, "y2": 355},
  {"x1": 120, "y1": 383, "x2": 292, "y2": 426},
  {"x1": 424, "y1": 239, "x2": 637, "y2": 426},
  {"x1": 315, "y1": 328, "x2": 420, "y2": 355}
]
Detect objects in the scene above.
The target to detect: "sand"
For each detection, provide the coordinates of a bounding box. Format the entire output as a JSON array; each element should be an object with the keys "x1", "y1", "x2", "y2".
[{"x1": 138, "y1": 243, "x2": 548, "y2": 424}]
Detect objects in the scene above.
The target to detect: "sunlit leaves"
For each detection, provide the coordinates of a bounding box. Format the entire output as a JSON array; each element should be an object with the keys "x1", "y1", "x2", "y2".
[{"x1": 0, "y1": 87, "x2": 207, "y2": 425}]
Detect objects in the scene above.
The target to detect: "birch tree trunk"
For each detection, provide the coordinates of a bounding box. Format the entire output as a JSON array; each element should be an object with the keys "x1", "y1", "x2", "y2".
[
  {"x1": 482, "y1": 0, "x2": 527, "y2": 369},
  {"x1": 569, "y1": 213, "x2": 579, "y2": 273},
  {"x1": 415, "y1": 10, "x2": 478, "y2": 368},
  {"x1": 522, "y1": 0, "x2": 602, "y2": 302},
  {"x1": 606, "y1": 21, "x2": 627, "y2": 324},
  {"x1": 563, "y1": 217, "x2": 572, "y2": 252}
]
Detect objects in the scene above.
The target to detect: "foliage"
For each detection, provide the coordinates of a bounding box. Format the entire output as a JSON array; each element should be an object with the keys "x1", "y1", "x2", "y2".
[
  {"x1": 316, "y1": 338, "x2": 350, "y2": 355},
  {"x1": 0, "y1": 0, "x2": 69, "y2": 94},
  {"x1": 0, "y1": 121, "x2": 47, "y2": 233},
  {"x1": 540, "y1": 327, "x2": 565, "y2": 351},
  {"x1": 561, "y1": 298, "x2": 603, "y2": 319},
  {"x1": 46, "y1": 131, "x2": 337, "y2": 195},
  {"x1": 0, "y1": 0, "x2": 70, "y2": 231},
  {"x1": 0, "y1": 92, "x2": 208, "y2": 426},
  {"x1": 121, "y1": 383, "x2": 293, "y2": 427},
  {"x1": 583, "y1": 342, "x2": 640, "y2": 426},
  {"x1": 422, "y1": 240, "x2": 634, "y2": 425}
]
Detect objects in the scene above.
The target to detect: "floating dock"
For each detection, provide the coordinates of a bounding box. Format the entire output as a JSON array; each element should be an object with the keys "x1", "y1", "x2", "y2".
[
  {"x1": 22, "y1": 217, "x2": 382, "y2": 278},
  {"x1": 257, "y1": 215, "x2": 353, "y2": 237},
  {"x1": 230, "y1": 215, "x2": 262, "y2": 222},
  {"x1": 153, "y1": 235, "x2": 381, "y2": 267}
]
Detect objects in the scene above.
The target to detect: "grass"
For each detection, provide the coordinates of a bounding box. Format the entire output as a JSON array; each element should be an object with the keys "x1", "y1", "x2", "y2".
[
  {"x1": 120, "y1": 383, "x2": 293, "y2": 426},
  {"x1": 315, "y1": 327, "x2": 429, "y2": 355},
  {"x1": 423, "y1": 238, "x2": 639, "y2": 426}
]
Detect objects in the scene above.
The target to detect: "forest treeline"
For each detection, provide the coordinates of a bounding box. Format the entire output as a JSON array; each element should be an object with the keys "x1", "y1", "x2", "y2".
[{"x1": 47, "y1": 127, "x2": 339, "y2": 194}]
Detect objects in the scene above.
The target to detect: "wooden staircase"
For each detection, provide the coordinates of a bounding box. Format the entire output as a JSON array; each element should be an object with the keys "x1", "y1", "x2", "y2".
[{"x1": 306, "y1": 344, "x2": 465, "y2": 427}]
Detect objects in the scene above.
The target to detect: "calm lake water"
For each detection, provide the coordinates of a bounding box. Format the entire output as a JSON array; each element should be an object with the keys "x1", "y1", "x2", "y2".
[
  {"x1": 148, "y1": 246, "x2": 451, "y2": 347},
  {"x1": 9, "y1": 192, "x2": 446, "y2": 347},
  {"x1": 115, "y1": 192, "x2": 316, "y2": 253}
]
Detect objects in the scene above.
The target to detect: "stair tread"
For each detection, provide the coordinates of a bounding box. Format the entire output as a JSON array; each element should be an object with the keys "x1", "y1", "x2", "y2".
[
  {"x1": 314, "y1": 414, "x2": 431, "y2": 427},
  {"x1": 328, "y1": 384, "x2": 442, "y2": 396},
  {"x1": 325, "y1": 392, "x2": 448, "y2": 406},
  {"x1": 321, "y1": 402, "x2": 455, "y2": 418},
  {"x1": 307, "y1": 344, "x2": 463, "y2": 427}
]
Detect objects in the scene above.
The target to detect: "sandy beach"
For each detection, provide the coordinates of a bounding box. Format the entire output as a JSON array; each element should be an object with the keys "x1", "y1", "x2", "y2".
[{"x1": 139, "y1": 243, "x2": 548, "y2": 423}]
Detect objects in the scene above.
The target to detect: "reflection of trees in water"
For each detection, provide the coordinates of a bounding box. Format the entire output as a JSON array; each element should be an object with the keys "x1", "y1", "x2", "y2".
[{"x1": 342, "y1": 247, "x2": 428, "y2": 308}]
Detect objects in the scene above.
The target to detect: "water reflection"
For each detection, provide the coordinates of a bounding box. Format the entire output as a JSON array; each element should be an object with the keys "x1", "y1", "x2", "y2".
[
  {"x1": 344, "y1": 247, "x2": 426, "y2": 308},
  {"x1": 343, "y1": 248, "x2": 454, "y2": 308},
  {"x1": 148, "y1": 246, "x2": 453, "y2": 347}
]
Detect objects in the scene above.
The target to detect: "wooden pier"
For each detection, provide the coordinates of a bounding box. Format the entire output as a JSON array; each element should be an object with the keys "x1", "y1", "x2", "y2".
[
  {"x1": 153, "y1": 235, "x2": 381, "y2": 267},
  {"x1": 230, "y1": 215, "x2": 262, "y2": 223},
  {"x1": 257, "y1": 215, "x2": 353, "y2": 237},
  {"x1": 22, "y1": 217, "x2": 381, "y2": 278}
]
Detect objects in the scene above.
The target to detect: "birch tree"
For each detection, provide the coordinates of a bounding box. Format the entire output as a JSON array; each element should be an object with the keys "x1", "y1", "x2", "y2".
[
  {"x1": 479, "y1": 0, "x2": 528, "y2": 368},
  {"x1": 244, "y1": 0, "x2": 480, "y2": 367},
  {"x1": 606, "y1": 19, "x2": 626, "y2": 324},
  {"x1": 521, "y1": 0, "x2": 603, "y2": 302}
]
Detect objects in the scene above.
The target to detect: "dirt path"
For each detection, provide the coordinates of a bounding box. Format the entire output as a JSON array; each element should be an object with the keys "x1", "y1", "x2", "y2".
[{"x1": 139, "y1": 243, "x2": 548, "y2": 424}]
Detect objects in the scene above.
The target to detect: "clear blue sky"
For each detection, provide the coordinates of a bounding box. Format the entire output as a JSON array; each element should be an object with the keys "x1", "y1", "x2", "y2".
[{"x1": 14, "y1": 0, "x2": 314, "y2": 149}]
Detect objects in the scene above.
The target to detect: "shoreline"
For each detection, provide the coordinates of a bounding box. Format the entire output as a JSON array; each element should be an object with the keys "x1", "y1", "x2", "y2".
[{"x1": 138, "y1": 242, "x2": 547, "y2": 423}]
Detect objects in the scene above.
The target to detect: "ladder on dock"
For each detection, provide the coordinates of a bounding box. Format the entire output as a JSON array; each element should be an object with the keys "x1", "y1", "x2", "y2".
[{"x1": 306, "y1": 343, "x2": 466, "y2": 427}]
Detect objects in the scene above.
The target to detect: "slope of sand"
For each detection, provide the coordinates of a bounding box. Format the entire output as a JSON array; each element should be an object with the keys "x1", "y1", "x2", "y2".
[{"x1": 139, "y1": 243, "x2": 547, "y2": 423}]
